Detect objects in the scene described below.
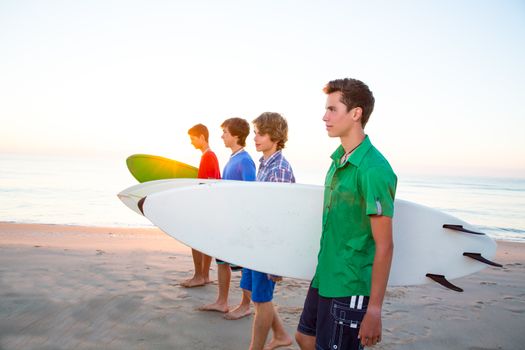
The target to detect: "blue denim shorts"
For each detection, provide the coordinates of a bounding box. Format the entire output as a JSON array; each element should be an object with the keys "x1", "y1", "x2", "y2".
[
  {"x1": 297, "y1": 285, "x2": 368, "y2": 350},
  {"x1": 240, "y1": 268, "x2": 276, "y2": 303}
]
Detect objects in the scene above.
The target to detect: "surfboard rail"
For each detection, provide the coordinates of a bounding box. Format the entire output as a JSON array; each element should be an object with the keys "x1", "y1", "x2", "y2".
[
  {"x1": 126, "y1": 154, "x2": 198, "y2": 183},
  {"x1": 118, "y1": 179, "x2": 503, "y2": 290}
]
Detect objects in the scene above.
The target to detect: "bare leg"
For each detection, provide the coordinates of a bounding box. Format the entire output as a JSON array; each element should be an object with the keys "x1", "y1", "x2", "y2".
[
  {"x1": 224, "y1": 288, "x2": 252, "y2": 320},
  {"x1": 201, "y1": 253, "x2": 212, "y2": 284},
  {"x1": 250, "y1": 301, "x2": 274, "y2": 350},
  {"x1": 264, "y1": 308, "x2": 292, "y2": 350},
  {"x1": 295, "y1": 332, "x2": 315, "y2": 350},
  {"x1": 198, "y1": 263, "x2": 231, "y2": 313},
  {"x1": 181, "y1": 248, "x2": 206, "y2": 287}
]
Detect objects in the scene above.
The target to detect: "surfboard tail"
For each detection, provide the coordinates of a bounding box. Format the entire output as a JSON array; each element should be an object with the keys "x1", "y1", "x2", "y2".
[
  {"x1": 463, "y1": 252, "x2": 503, "y2": 267},
  {"x1": 443, "y1": 224, "x2": 486, "y2": 235},
  {"x1": 138, "y1": 197, "x2": 147, "y2": 215},
  {"x1": 426, "y1": 252, "x2": 503, "y2": 292},
  {"x1": 426, "y1": 274, "x2": 464, "y2": 292}
]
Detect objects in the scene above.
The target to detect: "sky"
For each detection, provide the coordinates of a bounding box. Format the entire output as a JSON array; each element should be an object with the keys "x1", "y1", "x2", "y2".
[{"x1": 1, "y1": 0, "x2": 524, "y2": 181}]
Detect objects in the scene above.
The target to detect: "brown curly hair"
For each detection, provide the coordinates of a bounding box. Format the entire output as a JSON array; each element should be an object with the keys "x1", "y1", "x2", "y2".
[{"x1": 252, "y1": 112, "x2": 288, "y2": 151}]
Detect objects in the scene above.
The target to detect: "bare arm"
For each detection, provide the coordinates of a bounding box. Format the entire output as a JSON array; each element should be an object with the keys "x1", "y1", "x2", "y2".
[{"x1": 358, "y1": 215, "x2": 394, "y2": 347}]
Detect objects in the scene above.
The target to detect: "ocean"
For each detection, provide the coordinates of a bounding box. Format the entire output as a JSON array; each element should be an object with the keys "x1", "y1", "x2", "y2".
[{"x1": 1, "y1": 154, "x2": 524, "y2": 242}]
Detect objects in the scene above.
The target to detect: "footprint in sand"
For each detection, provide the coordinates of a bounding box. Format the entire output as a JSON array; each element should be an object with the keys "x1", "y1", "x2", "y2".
[
  {"x1": 480, "y1": 281, "x2": 497, "y2": 286},
  {"x1": 384, "y1": 309, "x2": 409, "y2": 319},
  {"x1": 471, "y1": 301, "x2": 485, "y2": 310},
  {"x1": 503, "y1": 308, "x2": 524, "y2": 314},
  {"x1": 276, "y1": 306, "x2": 303, "y2": 315}
]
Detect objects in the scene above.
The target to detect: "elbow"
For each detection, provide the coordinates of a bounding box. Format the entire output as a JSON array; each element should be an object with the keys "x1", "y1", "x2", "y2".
[{"x1": 376, "y1": 239, "x2": 394, "y2": 257}]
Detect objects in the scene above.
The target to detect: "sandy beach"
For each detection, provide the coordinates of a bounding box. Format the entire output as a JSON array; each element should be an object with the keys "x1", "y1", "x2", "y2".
[{"x1": 0, "y1": 222, "x2": 523, "y2": 350}]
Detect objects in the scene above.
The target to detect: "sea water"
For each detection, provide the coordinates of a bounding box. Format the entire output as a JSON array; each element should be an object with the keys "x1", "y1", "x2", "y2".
[{"x1": 1, "y1": 154, "x2": 524, "y2": 242}]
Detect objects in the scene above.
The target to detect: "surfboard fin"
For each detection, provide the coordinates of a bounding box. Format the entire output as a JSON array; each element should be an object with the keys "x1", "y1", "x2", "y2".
[
  {"x1": 426, "y1": 273, "x2": 464, "y2": 292},
  {"x1": 463, "y1": 252, "x2": 503, "y2": 267},
  {"x1": 138, "y1": 196, "x2": 147, "y2": 215},
  {"x1": 443, "y1": 224, "x2": 485, "y2": 235}
]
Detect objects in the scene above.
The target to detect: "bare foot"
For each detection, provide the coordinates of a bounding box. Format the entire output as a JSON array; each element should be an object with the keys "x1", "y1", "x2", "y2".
[
  {"x1": 224, "y1": 305, "x2": 252, "y2": 320},
  {"x1": 181, "y1": 277, "x2": 206, "y2": 288},
  {"x1": 197, "y1": 302, "x2": 229, "y2": 313},
  {"x1": 263, "y1": 336, "x2": 293, "y2": 350}
]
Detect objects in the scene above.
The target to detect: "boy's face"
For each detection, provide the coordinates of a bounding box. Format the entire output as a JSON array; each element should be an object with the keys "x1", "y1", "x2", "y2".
[
  {"x1": 323, "y1": 91, "x2": 358, "y2": 138},
  {"x1": 253, "y1": 125, "x2": 277, "y2": 155},
  {"x1": 189, "y1": 134, "x2": 205, "y2": 150},
  {"x1": 221, "y1": 127, "x2": 238, "y2": 149}
]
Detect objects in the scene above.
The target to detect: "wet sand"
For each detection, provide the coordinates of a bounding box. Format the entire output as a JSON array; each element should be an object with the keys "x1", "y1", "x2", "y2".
[{"x1": 0, "y1": 222, "x2": 523, "y2": 349}]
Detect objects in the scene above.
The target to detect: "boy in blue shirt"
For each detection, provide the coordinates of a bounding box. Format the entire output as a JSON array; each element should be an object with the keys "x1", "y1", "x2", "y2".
[{"x1": 198, "y1": 118, "x2": 256, "y2": 320}]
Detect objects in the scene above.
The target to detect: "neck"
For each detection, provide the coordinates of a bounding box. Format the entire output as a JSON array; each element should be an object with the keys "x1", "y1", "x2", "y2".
[
  {"x1": 230, "y1": 144, "x2": 243, "y2": 154},
  {"x1": 263, "y1": 147, "x2": 278, "y2": 160},
  {"x1": 340, "y1": 129, "x2": 365, "y2": 154},
  {"x1": 200, "y1": 142, "x2": 210, "y2": 154}
]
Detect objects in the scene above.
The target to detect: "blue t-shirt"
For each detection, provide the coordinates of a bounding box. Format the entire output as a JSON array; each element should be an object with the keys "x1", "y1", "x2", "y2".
[{"x1": 222, "y1": 149, "x2": 256, "y2": 181}]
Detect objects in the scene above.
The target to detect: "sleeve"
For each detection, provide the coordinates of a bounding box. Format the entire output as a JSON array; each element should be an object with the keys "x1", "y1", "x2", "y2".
[
  {"x1": 360, "y1": 166, "x2": 397, "y2": 217},
  {"x1": 240, "y1": 157, "x2": 256, "y2": 181}
]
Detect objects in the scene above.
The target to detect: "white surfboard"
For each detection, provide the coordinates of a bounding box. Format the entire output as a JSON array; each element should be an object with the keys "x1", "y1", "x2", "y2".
[
  {"x1": 121, "y1": 180, "x2": 500, "y2": 290},
  {"x1": 117, "y1": 179, "x2": 222, "y2": 215}
]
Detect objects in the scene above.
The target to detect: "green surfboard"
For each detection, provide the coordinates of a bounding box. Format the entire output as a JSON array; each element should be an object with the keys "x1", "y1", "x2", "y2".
[{"x1": 126, "y1": 154, "x2": 198, "y2": 183}]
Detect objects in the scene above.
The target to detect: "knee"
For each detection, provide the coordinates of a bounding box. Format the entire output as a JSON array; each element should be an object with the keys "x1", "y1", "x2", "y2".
[
  {"x1": 253, "y1": 301, "x2": 273, "y2": 315},
  {"x1": 295, "y1": 331, "x2": 314, "y2": 349},
  {"x1": 295, "y1": 332, "x2": 305, "y2": 346}
]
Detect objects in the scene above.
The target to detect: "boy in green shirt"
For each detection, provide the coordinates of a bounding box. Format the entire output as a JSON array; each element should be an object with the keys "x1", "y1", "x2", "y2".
[{"x1": 295, "y1": 78, "x2": 397, "y2": 350}]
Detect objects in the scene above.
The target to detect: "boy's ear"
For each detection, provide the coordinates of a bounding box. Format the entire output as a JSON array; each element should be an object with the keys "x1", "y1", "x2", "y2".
[{"x1": 351, "y1": 107, "x2": 363, "y2": 123}]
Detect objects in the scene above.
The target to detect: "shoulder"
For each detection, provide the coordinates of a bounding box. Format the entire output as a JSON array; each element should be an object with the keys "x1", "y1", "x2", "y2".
[
  {"x1": 205, "y1": 150, "x2": 218, "y2": 159},
  {"x1": 278, "y1": 155, "x2": 293, "y2": 171},
  {"x1": 357, "y1": 150, "x2": 397, "y2": 193},
  {"x1": 270, "y1": 155, "x2": 295, "y2": 183},
  {"x1": 202, "y1": 150, "x2": 219, "y2": 162},
  {"x1": 359, "y1": 146, "x2": 394, "y2": 173},
  {"x1": 240, "y1": 154, "x2": 256, "y2": 168}
]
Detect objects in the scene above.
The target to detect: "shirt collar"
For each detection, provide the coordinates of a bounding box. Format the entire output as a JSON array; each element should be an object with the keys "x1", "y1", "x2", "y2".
[
  {"x1": 259, "y1": 150, "x2": 282, "y2": 167},
  {"x1": 330, "y1": 135, "x2": 372, "y2": 167},
  {"x1": 231, "y1": 148, "x2": 245, "y2": 158}
]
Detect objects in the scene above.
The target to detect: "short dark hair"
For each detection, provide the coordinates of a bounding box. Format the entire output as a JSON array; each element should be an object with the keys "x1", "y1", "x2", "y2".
[
  {"x1": 252, "y1": 112, "x2": 288, "y2": 151},
  {"x1": 221, "y1": 118, "x2": 250, "y2": 147},
  {"x1": 188, "y1": 123, "x2": 209, "y2": 142},
  {"x1": 323, "y1": 78, "x2": 375, "y2": 127}
]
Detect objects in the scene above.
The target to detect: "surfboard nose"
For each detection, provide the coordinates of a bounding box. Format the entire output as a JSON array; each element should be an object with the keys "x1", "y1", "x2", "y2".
[{"x1": 138, "y1": 196, "x2": 147, "y2": 215}]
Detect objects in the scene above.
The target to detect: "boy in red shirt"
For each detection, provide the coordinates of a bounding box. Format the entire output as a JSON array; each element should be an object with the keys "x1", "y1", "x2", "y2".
[{"x1": 183, "y1": 123, "x2": 221, "y2": 287}]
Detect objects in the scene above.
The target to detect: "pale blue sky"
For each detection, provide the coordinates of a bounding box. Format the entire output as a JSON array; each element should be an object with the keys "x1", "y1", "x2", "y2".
[{"x1": 1, "y1": 0, "x2": 524, "y2": 181}]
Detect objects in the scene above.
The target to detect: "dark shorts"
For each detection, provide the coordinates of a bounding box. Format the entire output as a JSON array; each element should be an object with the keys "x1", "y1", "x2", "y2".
[
  {"x1": 240, "y1": 268, "x2": 276, "y2": 303},
  {"x1": 215, "y1": 258, "x2": 242, "y2": 271},
  {"x1": 297, "y1": 285, "x2": 368, "y2": 350}
]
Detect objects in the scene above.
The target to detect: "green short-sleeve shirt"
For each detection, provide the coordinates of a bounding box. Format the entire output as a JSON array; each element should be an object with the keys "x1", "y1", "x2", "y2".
[{"x1": 311, "y1": 136, "x2": 397, "y2": 297}]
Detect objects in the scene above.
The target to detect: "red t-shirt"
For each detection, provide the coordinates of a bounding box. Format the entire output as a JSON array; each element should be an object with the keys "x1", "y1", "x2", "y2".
[{"x1": 198, "y1": 149, "x2": 221, "y2": 179}]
